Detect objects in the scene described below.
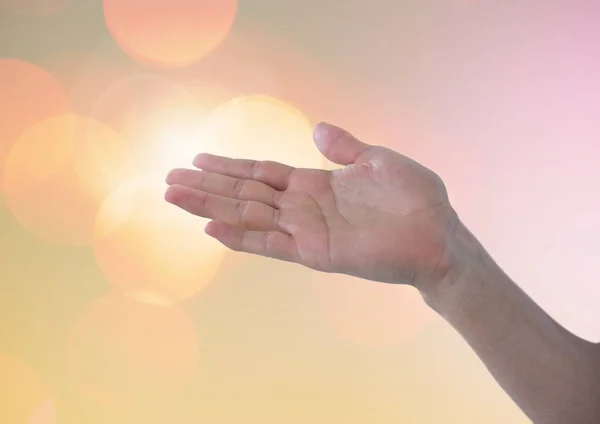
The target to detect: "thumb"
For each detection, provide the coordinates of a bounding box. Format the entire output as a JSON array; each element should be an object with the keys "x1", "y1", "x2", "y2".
[{"x1": 313, "y1": 122, "x2": 372, "y2": 166}]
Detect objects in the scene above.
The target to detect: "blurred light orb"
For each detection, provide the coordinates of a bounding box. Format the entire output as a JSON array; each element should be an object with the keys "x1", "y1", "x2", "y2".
[
  {"x1": 313, "y1": 274, "x2": 435, "y2": 348},
  {"x1": 2, "y1": 113, "x2": 132, "y2": 246},
  {"x1": 131, "y1": 107, "x2": 212, "y2": 173},
  {"x1": 0, "y1": 355, "x2": 52, "y2": 423},
  {"x1": 93, "y1": 174, "x2": 227, "y2": 304},
  {"x1": 91, "y1": 73, "x2": 211, "y2": 174},
  {"x1": 103, "y1": 0, "x2": 238, "y2": 68},
  {"x1": 0, "y1": 0, "x2": 69, "y2": 15},
  {"x1": 66, "y1": 291, "x2": 200, "y2": 389},
  {"x1": 196, "y1": 95, "x2": 321, "y2": 168},
  {"x1": 0, "y1": 59, "x2": 70, "y2": 191}
]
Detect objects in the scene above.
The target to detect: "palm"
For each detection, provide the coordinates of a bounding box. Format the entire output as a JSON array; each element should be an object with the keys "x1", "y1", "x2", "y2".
[{"x1": 165, "y1": 123, "x2": 458, "y2": 288}]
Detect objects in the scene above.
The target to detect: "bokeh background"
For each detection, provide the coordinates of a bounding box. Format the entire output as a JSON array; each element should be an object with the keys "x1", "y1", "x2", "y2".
[{"x1": 1, "y1": 0, "x2": 599, "y2": 422}]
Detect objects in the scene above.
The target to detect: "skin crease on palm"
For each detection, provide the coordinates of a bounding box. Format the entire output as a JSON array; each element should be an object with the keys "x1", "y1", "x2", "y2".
[{"x1": 164, "y1": 121, "x2": 459, "y2": 294}]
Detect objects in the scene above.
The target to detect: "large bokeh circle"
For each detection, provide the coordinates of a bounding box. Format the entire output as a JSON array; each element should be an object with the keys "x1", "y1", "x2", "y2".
[
  {"x1": 0, "y1": 59, "x2": 70, "y2": 193},
  {"x1": 103, "y1": 0, "x2": 238, "y2": 68}
]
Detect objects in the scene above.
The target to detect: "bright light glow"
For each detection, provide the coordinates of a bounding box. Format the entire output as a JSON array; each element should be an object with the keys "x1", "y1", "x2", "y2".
[
  {"x1": 91, "y1": 73, "x2": 227, "y2": 175},
  {"x1": 131, "y1": 108, "x2": 208, "y2": 173},
  {"x1": 93, "y1": 174, "x2": 227, "y2": 304},
  {"x1": 195, "y1": 95, "x2": 321, "y2": 169}
]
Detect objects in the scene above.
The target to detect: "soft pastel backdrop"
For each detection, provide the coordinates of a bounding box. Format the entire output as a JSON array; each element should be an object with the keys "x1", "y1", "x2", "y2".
[{"x1": 1, "y1": 0, "x2": 598, "y2": 423}]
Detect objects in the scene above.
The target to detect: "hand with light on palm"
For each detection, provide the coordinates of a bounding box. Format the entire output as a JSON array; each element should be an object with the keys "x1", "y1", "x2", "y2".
[
  {"x1": 167, "y1": 122, "x2": 600, "y2": 424},
  {"x1": 165, "y1": 122, "x2": 459, "y2": 293}
]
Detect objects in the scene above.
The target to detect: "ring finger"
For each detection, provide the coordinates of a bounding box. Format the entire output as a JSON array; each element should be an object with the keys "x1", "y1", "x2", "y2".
[{"x1": 165, "y1": 184, "x2": 283, "y2": 232}]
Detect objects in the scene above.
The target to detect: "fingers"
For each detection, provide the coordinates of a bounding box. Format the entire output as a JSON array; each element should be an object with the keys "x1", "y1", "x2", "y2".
[
  {"x1": 205, "y1": 221, "x2": 299, "y2": 263},
  {"x1": 313, "y1": 122, "x2": 373, "y2": 166},
  {"x1": 193, "y1": 153, "x2": 295, "y2": 191},
  {"x1": 166, "y1": 168, "x2": 281, "y2": 208},
  {"x1": 165, "y1": 184, "x2": 282, "y2": 232}
]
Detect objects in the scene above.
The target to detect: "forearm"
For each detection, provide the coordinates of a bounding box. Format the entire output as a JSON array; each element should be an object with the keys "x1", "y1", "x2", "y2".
[{"x1": 422, "y1": 220, "x2": 600, "y2": 424}]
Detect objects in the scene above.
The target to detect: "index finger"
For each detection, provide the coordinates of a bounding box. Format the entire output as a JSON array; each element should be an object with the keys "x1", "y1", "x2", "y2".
[{"x1": 193, "y1": 154, "x2": 295, "y2": 191}]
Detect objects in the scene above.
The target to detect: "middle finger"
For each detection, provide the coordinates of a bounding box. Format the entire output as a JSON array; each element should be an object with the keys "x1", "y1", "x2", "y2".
[{"x1": 166, "y1": 168, "x2": 281, "y2": 208}]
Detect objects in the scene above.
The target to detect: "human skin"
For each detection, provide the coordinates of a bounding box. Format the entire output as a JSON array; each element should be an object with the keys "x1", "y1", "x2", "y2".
[{"x1": 164, "y1": 122, "x2": 600, "y2": 423}]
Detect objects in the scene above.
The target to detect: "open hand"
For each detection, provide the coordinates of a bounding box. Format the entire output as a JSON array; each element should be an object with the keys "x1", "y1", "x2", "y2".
[{"x1": 165, "y1": 122, "x2": 459, "y2": 291}]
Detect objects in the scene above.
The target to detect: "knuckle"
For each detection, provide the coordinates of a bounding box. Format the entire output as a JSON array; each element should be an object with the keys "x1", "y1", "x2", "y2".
[
  {"x1": 232, "y1": 178, "x2": 245, "y2": 198},
  {"x1": 271, "y1": 189, "x2": 282, "y2": 207},
  {"x1": 236, "y1": 200, "x2": 249, "y2": 224},
  {"x1": 199, "y1": 191, "x2": 209, "y2": 208},
  {"x1": 265, "y1": 232, "x2": 275, "y2": 255},
  {"x1": 196, "y1": 171, "x2": 206, "y2": 186},
  {"x1": 272, "y1": 208, "x2": 281, "y2": 227},
  {"x1": 250, "y1": 160, "x2": 262, "y2": 179}
]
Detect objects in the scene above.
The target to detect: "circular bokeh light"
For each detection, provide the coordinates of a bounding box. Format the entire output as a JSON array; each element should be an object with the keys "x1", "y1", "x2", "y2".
[
  {"x1": 0, "y1": 59, "x2": 70, "y2": 191},
  {"x1": 93, "y1": 174, "x2": 227, "y2": 304},
  {"x1": 196, "y1": 95, "x2": 322, "y2": 168},
  {"x1": 0, "y1": 355, "x2": 52, "y2": 423},
  {"x1": 103, "y1": 0, "x2": 238, "y2": 68},
  {"x1": 313, "y1": 274, "x2": 435, "y2": 348},
  {"x1": 2, "y1": 113, "x2": 132, "y2": 246},
  {"x1": 66, "y1": 291, "x2": 200, "y2": 389}
]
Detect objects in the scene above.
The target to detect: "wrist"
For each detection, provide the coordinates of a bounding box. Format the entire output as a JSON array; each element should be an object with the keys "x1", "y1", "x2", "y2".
[{"x1": 419, "y1": 218, "x2": 491, "y2": 313}]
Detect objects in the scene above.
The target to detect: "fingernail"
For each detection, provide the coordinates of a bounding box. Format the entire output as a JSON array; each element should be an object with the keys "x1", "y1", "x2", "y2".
[
  {"x1": 204, "y1": 221, "x2": 217, "y2": 237},
  {"x1": 313, "y1": 122, "x2": 329, "y2": 144},
  {"x1": 193, "y1": 153, "x2": 206, "y2": 168}
]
